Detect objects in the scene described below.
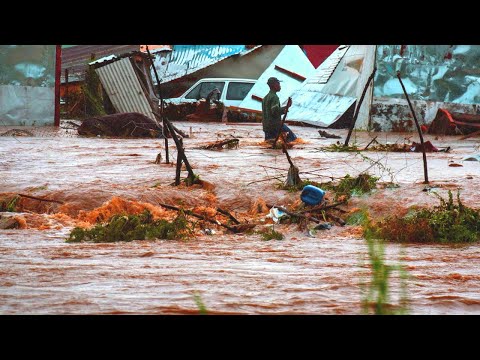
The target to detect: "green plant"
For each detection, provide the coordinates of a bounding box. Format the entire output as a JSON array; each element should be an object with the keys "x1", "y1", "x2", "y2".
[
  {"x1": 6, "y1": 196, "x2": 20, "y2": 212},
  {"x1": 322, "y1": 143, "x2": 360, "y2": 152},
  {"x1": 183, "y1": 173, "x2": 200, "y2": 186},
  {"x1": 66, "y1": 210, "x2": 189, "y2": 243},
  {"x1": 258, "y1": 227, "x2": 284, "y2": 241},
  {"x1": 317, "y1": 174, "x2": 379, "y2": 201},
  {"x1": 346, "y1": 208, "x2": 370, "y2": 226},
  {"x1": 372, "y1": 191, "x2": 480, "y2": 243},
  {"x1": 360, "y1": 237, "x2": 409, "y2": 315},
  {"x1": 193, "y1": 292, "x2": 208, "y2": 315},
  {"x1": 82, "y1": 64, "x2": 106, "y2": 117}
]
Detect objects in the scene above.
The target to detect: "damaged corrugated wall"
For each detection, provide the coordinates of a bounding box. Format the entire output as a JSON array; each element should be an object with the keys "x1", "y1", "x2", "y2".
[
  {"x1": 370, "y1": 45, "x2": 480, "y2": 131},
  {"x1": 0, "y1": 45, "x2": 56, "y2": 126},
  {"x1": 92, "y1": 52, "x2": 159, "y2": 122}
]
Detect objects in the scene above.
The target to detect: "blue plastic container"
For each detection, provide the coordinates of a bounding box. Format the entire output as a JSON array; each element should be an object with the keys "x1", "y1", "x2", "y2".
[{"x1": 300, "y1": 185, "x2": 325, "y2": 206}]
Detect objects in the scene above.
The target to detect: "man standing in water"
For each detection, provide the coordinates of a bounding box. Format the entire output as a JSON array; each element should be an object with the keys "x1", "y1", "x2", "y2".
[{"x1": 261, "y1": 77, "x2": 297, "y2": 143}]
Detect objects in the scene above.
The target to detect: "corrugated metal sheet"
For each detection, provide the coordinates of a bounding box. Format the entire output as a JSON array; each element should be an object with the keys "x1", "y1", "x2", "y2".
[
  {"x1": 305, "y1": 45, "x2": 349, "y2": 85},
  {"x1": 95, "y1": 57, "x2": 156, "y2": 121},
  {"x1": 317, "y1": 45, "x2": 368, "y2": 97},
  {"x1": 287, "y1": 92, "x2": 356, "y2": 127},
  {"x1": 374, "y1": 45, "x2": 480, "y2": 104},
  {"x1": 239, "y1": 45, "x2": 315, "y2": 111},
  {"x1": 152, "y1": 45, "x2": 252, "y2": 83},
  {"x1": 371, "y1": 45, "x2": 480, "y2": 131},
  {"x1": 0, "y1": 45, "x2": 56, "y2": 126},
  {"x1": 0, "y1": 85, "x2": 54, "y2": 126},
  {"x1": 61, "y1": 45, "x2": 140, "y2": 82},
  {"x1": 288, "y1": 45, "x2": 369, "y2": 127}
]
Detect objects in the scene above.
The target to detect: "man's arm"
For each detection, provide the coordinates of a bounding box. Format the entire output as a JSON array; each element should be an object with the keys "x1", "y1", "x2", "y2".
[
  {"x1": 280, "y1": 97, "x2": 293, "y2": 114},
  {"x1": 270, "y1": 95, "x2": 282, "y2": 119}
]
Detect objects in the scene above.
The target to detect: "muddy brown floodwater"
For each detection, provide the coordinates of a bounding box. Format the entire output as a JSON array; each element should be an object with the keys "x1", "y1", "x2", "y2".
[{"x1": 1, "y1": 121, "x2": 480, "y2": 314}]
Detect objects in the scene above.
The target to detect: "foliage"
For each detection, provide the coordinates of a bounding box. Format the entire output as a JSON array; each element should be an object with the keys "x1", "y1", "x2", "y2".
[
  {"x1": 3, "y1": 196, "x2": 20, "y2": 212},
  {"x1": 322, "y1": 142, "x2": 360, "y2": 152},
  {"x1": 193, "y1": 292, "x2": 208, "y2": 315},
  {"x1": 67, "y1": 210, "x2": 189, "y2": 243},
  {"x1": 183, "y1": 173, "x2": 201, "y2": 186},
  {"x1": 258, "y1": 227, "x2": 284, "y2": 241},
  {"x1": 372, "y1": 191, "x2": 480, "y2": 243},
  {"x1": 82, "y1": 64, "x2": 106, "y2": 117},
  {"x1": 280, "y1": 174, "x2": 378, "y2": 201},
  {"x1": 360, "y1": 236, "x2": 409, "y2": 315}
]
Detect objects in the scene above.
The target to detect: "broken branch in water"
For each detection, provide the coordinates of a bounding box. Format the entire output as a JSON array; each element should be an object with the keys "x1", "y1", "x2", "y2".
[
  {"x1": 216, "y1": 207, "x2": 240, "y2": 224},
  {"x1": 363, "y1": 136, "x2": 378, "y2": 150},
  {"x1": 200, "y1": 138, "x2": 239, "y2": 150},
  {"x1": 158, "y1": 203, "x2": 253, "y2": 233},
  {"x1": 299, "y1": 201, "x2": 347, "y2": 214},
  {"x1": 17, "y1": 193, "x2": 64, "y2": 204}
]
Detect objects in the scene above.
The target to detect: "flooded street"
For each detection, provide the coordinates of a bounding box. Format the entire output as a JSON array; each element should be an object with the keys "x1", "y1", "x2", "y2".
[{"x1": 1, "y1": 122, "x2": 480, "y2": 314}]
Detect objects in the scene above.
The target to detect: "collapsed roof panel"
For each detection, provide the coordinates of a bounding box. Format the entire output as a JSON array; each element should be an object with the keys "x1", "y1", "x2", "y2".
[
  {"x1": 238, "y1": 45, "x2": 315, "y2": 111},
  {"x1": 151, "y1": 45, "x2": 259, "y2": 84},
  {"x1": 287, "y1": 45, "x2": 370, "y2": 127},
  {"x1": 288, "y1": 93, "x2": 356, "y2": 127},
  {"x1": 303, "y1": 45, "x2": 350, "y2": 87}
]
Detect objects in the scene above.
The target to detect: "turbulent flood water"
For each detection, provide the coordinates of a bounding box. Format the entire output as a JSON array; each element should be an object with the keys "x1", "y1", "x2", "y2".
[{"x1": 1, "y1": 122, "x2": 480, "y2": 314}]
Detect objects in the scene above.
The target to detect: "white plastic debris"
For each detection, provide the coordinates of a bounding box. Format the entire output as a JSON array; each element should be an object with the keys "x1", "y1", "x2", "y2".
[{"x1": 266, "y1": 207, "x2": 287, "y2": 223}]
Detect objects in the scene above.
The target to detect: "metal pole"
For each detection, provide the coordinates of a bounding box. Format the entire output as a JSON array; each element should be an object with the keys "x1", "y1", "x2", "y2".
[
  {"x1": 396, "y1": 71, "x2": 429, "y2": 184},
  {"x1": 345, "y1": 67, "x2": 376, "y2": 146},
  {"x1": 146, "y1": 46, "x2": 169, "y2": 163}
]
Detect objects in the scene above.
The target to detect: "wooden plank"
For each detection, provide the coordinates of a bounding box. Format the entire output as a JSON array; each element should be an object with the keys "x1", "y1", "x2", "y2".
[{"x1": 274, "y1": 65, "x2": 306, "y2": 81}]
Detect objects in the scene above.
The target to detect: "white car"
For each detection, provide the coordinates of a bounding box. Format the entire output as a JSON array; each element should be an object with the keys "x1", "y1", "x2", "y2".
[{"x1": 164, "y1": 78, "x2": 256, "y2": 107}]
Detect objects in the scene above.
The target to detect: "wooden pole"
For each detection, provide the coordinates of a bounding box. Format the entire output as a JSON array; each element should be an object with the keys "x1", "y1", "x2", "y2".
[
  {"x1": 153, "y1": 111, "x2": 196, "y2": 185},
  {"x1": 54, "y1": 45, "x2": 62, "y2": 127},
  {"x1": 396, "y1": 71, "x2": 429, "y2": 184},
  {"x1": 65, "y1": 68, "x2": 69, "y2": 114},
  {"x1": 344, "y1": 67, "x2": 376, "y2": 146},
  {"x1": 146, "y1": 45, "x2": 169, "y2": 164},
  {"x1": 175, "y1": 138, "x2": 183, "y2": 185},
  {"x1": 272, "y1": 97, "x2": 292, "y2": 148}
]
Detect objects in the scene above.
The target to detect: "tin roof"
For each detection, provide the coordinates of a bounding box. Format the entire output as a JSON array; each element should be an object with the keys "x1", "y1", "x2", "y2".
[
  {"x1": 61, "y1": 45, "x2": 140, "y2": 82},
  {"x1": 151, "y1": 45, "x2": 261, "y2": 83},
  {"x1": 239, "y1": 45, "x2": 315, "y2": 111},
  {"x1": 287, "y1": 45, "x2": 372, "y2": 127}
]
